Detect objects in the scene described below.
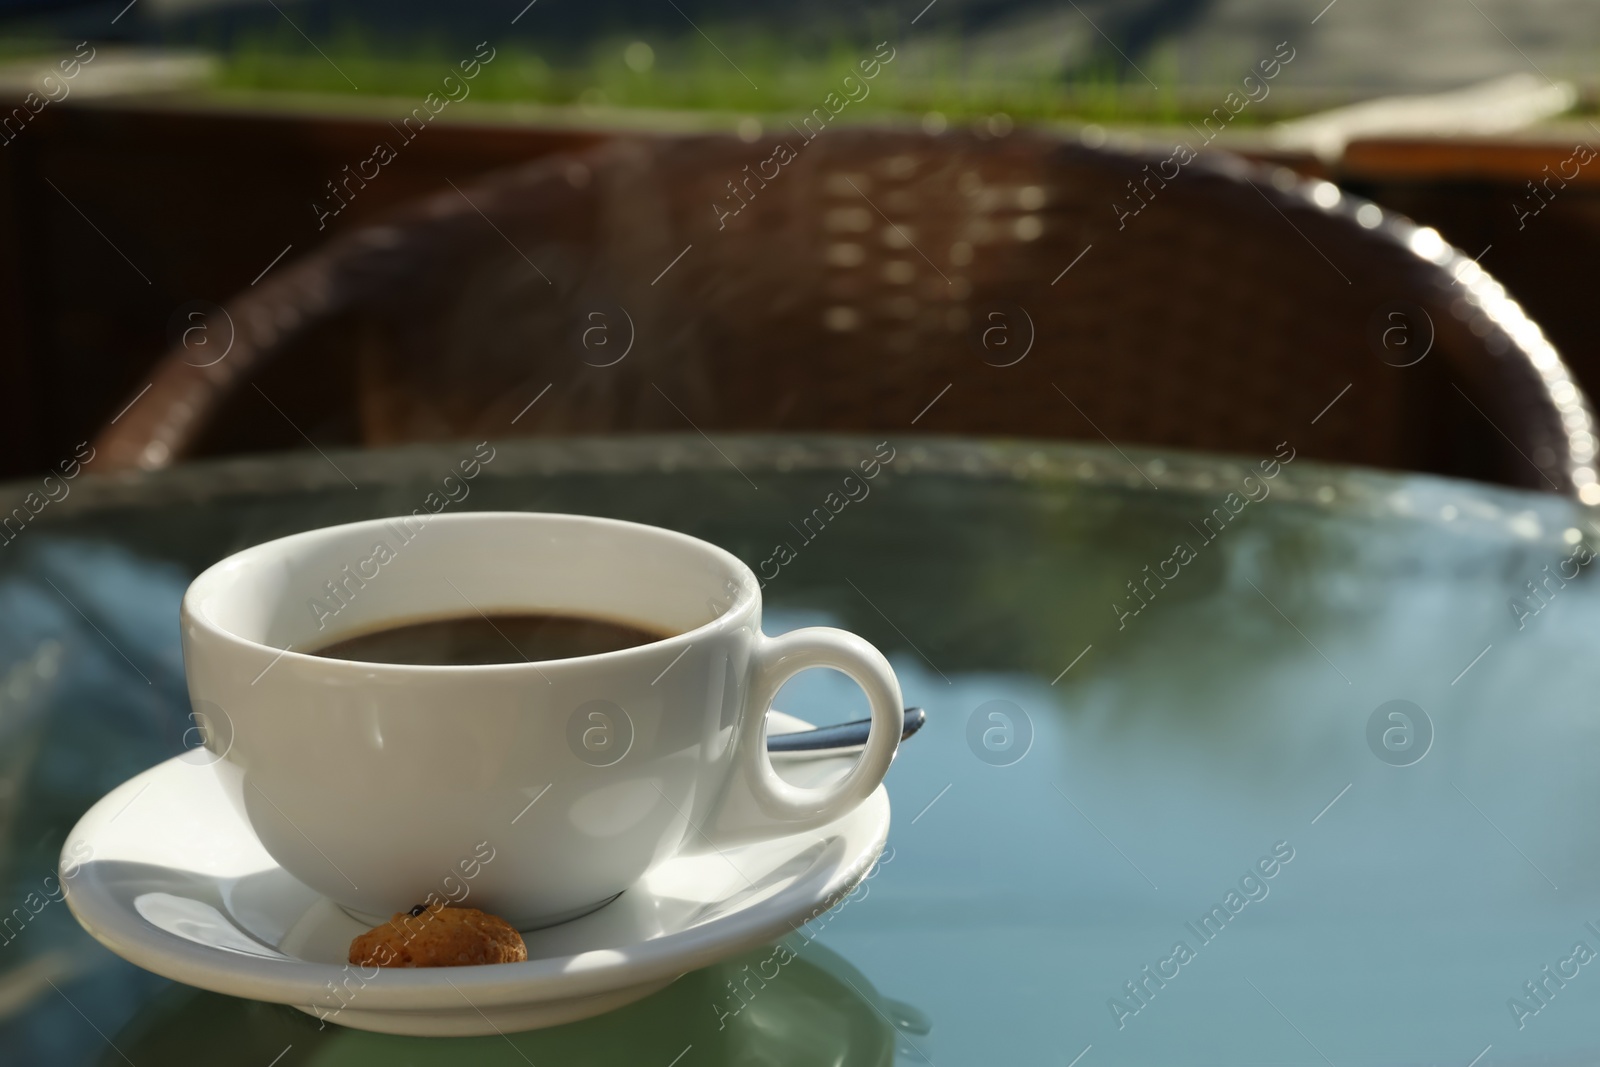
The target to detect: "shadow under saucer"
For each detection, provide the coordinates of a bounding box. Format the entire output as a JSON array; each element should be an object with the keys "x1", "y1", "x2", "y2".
[{"x1": 104, "y1": 940, "x2": 928, "y2": 1067}]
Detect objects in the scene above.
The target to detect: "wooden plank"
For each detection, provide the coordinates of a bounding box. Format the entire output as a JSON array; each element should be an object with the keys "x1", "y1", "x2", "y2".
[{"x1": 1340, "y1": 134, "x2": 1600, "y2": 184}]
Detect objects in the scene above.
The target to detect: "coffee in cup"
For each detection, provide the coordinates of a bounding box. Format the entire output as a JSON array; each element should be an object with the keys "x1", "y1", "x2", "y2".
[{"x1": 180, "y1": 512, "x2": 904, "y2": 929}]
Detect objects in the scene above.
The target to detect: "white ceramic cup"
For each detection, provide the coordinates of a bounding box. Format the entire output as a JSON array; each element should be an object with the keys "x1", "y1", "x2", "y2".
[{"x1": 180, "y1": 512, "x2": 904, "y2": 928}]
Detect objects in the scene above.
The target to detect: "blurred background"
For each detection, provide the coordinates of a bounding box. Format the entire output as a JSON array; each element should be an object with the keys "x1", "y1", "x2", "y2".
[
  {"x1": 2, "y1": 0, "x2": 1598, "y2": 482},
  {"x1": 6, "y1": 7, "x2": 1600, "y2": 1063}
]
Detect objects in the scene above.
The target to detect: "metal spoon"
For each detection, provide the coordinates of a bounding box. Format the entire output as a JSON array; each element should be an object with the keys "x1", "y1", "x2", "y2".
[{"x1": 767, "y1": 707, "x2": 926, "y2": 755}]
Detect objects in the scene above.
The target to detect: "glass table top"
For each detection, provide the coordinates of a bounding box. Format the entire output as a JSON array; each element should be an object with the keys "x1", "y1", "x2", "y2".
[{"x1": 0, "y1": 434, "x2": 1595, "y2": 1066}]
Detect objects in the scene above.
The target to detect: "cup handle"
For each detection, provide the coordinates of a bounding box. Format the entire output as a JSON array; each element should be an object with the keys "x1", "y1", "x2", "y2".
[{"x1": 741, "y1": 627, "x2": 904, "y2": 824}]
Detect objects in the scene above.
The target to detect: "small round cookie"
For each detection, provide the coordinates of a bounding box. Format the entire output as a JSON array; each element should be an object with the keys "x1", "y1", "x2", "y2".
[{"x1": 349, "y1": 901, "x2": 528, "y2": 968}]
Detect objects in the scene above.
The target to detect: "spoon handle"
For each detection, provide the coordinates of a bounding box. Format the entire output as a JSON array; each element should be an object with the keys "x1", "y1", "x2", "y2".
[{"x1": 767, "y1": 707, "x2": 926, "y2": 753}]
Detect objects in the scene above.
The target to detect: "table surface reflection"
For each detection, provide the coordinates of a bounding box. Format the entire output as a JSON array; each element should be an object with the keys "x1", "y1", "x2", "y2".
[{"x1": 0, "y1": 434, "x2": 1595, "y2": 1066}]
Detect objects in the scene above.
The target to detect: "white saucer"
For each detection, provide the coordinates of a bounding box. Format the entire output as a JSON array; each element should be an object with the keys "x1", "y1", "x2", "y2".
[{"x1": 61, "y1": 712, "x2": 890, "y2": 1037}]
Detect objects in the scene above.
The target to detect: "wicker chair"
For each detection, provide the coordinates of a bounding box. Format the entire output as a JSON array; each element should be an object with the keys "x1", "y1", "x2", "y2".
[{"x1": 94, "y1": 128, "x2": 1598, "y2": 499}]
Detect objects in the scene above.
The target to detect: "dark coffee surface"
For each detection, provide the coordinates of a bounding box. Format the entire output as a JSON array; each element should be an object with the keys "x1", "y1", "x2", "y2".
[{"x1": 308, "y1": 612, "x2": 670, "y2": 665}]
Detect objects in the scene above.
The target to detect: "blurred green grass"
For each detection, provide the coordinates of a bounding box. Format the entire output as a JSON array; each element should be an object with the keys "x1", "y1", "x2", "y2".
[
  {"x1": 0, "y1": 25, "x2": 1307, "y2": 125},
  {"x1": 209, "y1": 26, "x2": 1231, "y2": 125}
]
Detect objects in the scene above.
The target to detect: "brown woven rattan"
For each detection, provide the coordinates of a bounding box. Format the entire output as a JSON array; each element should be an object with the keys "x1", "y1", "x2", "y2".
[{"x1": 94, "y1": 128, "x2": 1598, "y2": 498}]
